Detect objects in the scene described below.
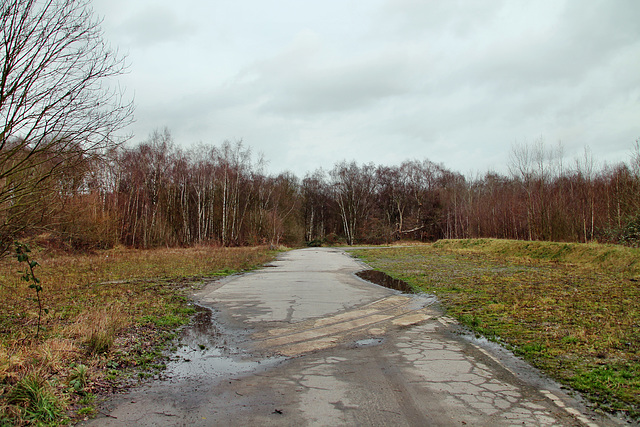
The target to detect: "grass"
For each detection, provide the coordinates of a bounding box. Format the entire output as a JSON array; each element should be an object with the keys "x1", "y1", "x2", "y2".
[
  {"x1": 5, "y1": 373, "x2": 66, "y2": 425},
  {"x1": 0, "y1": 244, "x2": 279, "y2": 425},
  {"x1": 351, "y1": 239, "x2": 640, "y2": 420}
]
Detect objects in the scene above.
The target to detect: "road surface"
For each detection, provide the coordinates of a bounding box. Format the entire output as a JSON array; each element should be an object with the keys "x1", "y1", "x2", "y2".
[{"x1": 86, "y1": 248, "x2": 616, "y2": 426}]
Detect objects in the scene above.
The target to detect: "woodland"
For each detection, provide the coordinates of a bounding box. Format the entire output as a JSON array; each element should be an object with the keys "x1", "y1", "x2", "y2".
[{"x1": 5, "y1": 128, "x2": 639, "y2": 253}]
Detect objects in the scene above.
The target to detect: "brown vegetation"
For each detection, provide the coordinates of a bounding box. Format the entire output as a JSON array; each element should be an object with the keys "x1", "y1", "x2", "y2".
[
  {"x1": 0, "y1": 245, "x2": 278, "y2": 424},
  {"x1": 5, "y1": 130, "x2": 639, "y2": 252}
]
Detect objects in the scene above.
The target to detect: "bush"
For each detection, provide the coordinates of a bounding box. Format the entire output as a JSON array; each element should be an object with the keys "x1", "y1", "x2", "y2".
[
  {"x1": 603, "y1": 215, "x2": 640, "y2": 248},
  {"x1": 67, "y1": 364, "x2": 89, "y2": 393},
  {"x1": 620, "y1": 216, "x2": 640, "y2": 247}
]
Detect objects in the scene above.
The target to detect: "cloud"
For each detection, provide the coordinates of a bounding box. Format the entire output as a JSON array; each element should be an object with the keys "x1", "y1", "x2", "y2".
[
  {"x1": 115, "y1": 7, "x2": 196, "y2": 47},
  {"x1": 256, "y1": 50, "x2": 416, "y2": 115},
  {"x1": 378, "y1": 0, "x2": 504, "y2": 39},
  {"x1": 200, "y1": 30, "x2": 405, "y2": 116}
]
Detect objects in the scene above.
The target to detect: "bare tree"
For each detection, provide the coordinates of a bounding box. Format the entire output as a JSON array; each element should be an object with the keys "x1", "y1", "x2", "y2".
[
  {"x1": 574, "y1": 146, "x2": 597, "y2": 242},
  {"x1": 301, "y1": 169, "x2": 333, "y2": 243},
  {"x1": 509, "y1": 140, "x2": 545, "y2": 240},
  {"x1": 330, "y1": 161, "x2": 377, "y2": 245},
  {"x1": 216, "y1": 140, "x2": 257, "y2": 246},
  {"x1": 262, "y1": 173, "x2": 301, "y2": 248},
  {"x1": 0, "y1": 0, "x2": 133, "y2": 250},
  {"x1": 375, "y1": 165, "x2": 407, "y2": 241}
]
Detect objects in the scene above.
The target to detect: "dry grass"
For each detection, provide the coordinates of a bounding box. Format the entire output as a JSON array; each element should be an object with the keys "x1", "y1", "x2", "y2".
[
  {"x1": 352, "y1": 239, "x2": 640, "y2": 420},
  {"x1": 67, "y1": 304, "x2": 130, "y2": 355},
  {"x1": 0, "y1": 244, "x2": 278, "y2": 424}
]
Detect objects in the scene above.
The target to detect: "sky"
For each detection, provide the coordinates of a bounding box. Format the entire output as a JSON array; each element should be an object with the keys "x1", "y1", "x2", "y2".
[{"x1": 91, "y1": 0, "x2": 640, "y2": 178}]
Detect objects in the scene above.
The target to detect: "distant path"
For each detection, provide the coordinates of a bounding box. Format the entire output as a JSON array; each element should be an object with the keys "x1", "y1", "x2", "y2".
[{"x1": 86, "y1": 248, "x2": 614, "y2": 426}]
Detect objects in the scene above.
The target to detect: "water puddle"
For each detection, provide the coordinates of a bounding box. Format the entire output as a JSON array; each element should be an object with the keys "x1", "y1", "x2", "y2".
[
  {"x1": 164, "y1": 305, "x2": 283, "y2": 381},
  {"x1": 356, "y1": 270, "x2": 416, "y2": 294},
  {"x1": 354, "y1": 338, "x2": 384, "y2": 347}
]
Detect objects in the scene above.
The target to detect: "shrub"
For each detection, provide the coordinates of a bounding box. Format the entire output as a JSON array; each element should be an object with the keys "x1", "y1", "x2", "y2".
[
  {"x1": 603, "y1": 215, "x2": 640, "y2": 247},
  {"x1": 620, "y1": 215, "x2": 640, "y2": 247}
]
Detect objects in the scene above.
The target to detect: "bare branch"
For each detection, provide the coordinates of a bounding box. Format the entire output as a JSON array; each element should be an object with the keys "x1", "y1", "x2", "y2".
[{"x1": 0, "y1": 0, "x2": 133, "y2": 247}]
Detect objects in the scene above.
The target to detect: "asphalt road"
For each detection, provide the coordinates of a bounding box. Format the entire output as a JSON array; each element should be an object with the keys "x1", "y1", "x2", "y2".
[{"x1": 86, "y1": 248, "x2": 618, "y2": 426}]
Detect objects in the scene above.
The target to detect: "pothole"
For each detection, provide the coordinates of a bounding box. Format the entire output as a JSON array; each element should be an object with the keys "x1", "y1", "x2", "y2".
[
  {"x1": 164, "y1": 305, "x2": 283, "y2": 380},
  {"x1": 356, "y1": 270, "x2": 416, "y2": 294}
]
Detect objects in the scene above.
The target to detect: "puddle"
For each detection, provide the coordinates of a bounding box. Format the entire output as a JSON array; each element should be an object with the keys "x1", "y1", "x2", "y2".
[
  {"x1": 356, "y1": 270, "x2": 416, "y2": 294},
  {"x1": 167, "y1": 347, "x2": 278, "y2": 380},
  {"x1": 164, "y1": 305, "x2": 283, "y2": 380},
  {"x1": 354, "y1": 338, "x2": 384, "y2": 347}
]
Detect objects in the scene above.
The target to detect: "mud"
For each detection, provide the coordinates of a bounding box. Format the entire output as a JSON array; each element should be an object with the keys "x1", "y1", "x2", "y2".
[{"x1": 356, "y1": 269, "x2": 416, "y2": 293}]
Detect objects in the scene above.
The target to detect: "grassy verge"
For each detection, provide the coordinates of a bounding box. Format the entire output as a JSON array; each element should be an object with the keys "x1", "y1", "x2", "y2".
[
  {"x1": 351, "y1": 239, "x2": 640, "y2": 420},
  {"x1": 0, "y1": 244, "x2": 279, "y2": 425}
]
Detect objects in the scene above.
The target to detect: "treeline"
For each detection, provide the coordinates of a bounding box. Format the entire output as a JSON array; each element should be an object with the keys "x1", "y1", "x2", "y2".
[{"x1": 4, "y1": 130, "x2": 640, "y2": 250}]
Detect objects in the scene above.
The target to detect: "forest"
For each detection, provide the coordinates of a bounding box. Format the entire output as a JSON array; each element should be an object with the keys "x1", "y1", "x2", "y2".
[{"x1": 3, "y1": 127, "x2": 639, "y2": 252}]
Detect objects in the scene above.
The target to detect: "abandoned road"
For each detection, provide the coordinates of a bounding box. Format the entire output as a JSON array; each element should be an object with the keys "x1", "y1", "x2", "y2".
[{"x1": 86, "y1": 248, "x2": 617, "y2": 426}]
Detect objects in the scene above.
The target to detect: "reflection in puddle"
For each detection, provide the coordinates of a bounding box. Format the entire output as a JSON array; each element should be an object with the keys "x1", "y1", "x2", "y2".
[
  {"x1": 356, "y1": 270, "x2": 416, "y2": 293},
  {"x1": 165, "y1": 305, "x2": 283, "y2": 380}
]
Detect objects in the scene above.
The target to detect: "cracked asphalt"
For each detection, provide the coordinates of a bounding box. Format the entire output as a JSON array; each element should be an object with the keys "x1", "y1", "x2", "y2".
[{"x1": 85, "y1": 248, "x2": 620, "y2": 426}]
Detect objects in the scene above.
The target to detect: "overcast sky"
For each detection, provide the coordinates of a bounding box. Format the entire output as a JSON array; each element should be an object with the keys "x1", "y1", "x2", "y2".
[{"x1": 91, "y1": 0, "x2": 640, "y2": 177}]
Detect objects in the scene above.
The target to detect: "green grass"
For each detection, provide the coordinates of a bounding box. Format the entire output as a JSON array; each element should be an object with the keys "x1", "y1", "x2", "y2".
[
  {"x1": 6, "y1": 374, "x2": 67, "y2": 425},
  {"x1": 351, "y1": 239, "x2": 640, "y2": 420},
  {"x1": 432, "y1": 239, "x2": 640, "y2": 276},
  {"x1": 139, "y1": 313, "x2": 189, "y2": 328}
]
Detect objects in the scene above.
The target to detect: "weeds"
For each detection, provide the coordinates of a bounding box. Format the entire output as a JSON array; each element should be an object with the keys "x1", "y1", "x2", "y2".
[
  {"x1": 67, "y1": 364, "x2": 89, "y2": 393},
  {"x1": 78, "y1": 306, "x2": 129, "y2": 355},
  {"x1": 352, "y1": 239, "x2": 640, "y2": 420},
  {"x1": 14, "y1": 242, "x2": 46, "y2": 338}
]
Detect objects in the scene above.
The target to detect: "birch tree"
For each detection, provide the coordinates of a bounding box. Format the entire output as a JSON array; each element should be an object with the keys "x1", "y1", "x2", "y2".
[{"x1": 330, "y1": 161, "x2": 377, "y2": 245}]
